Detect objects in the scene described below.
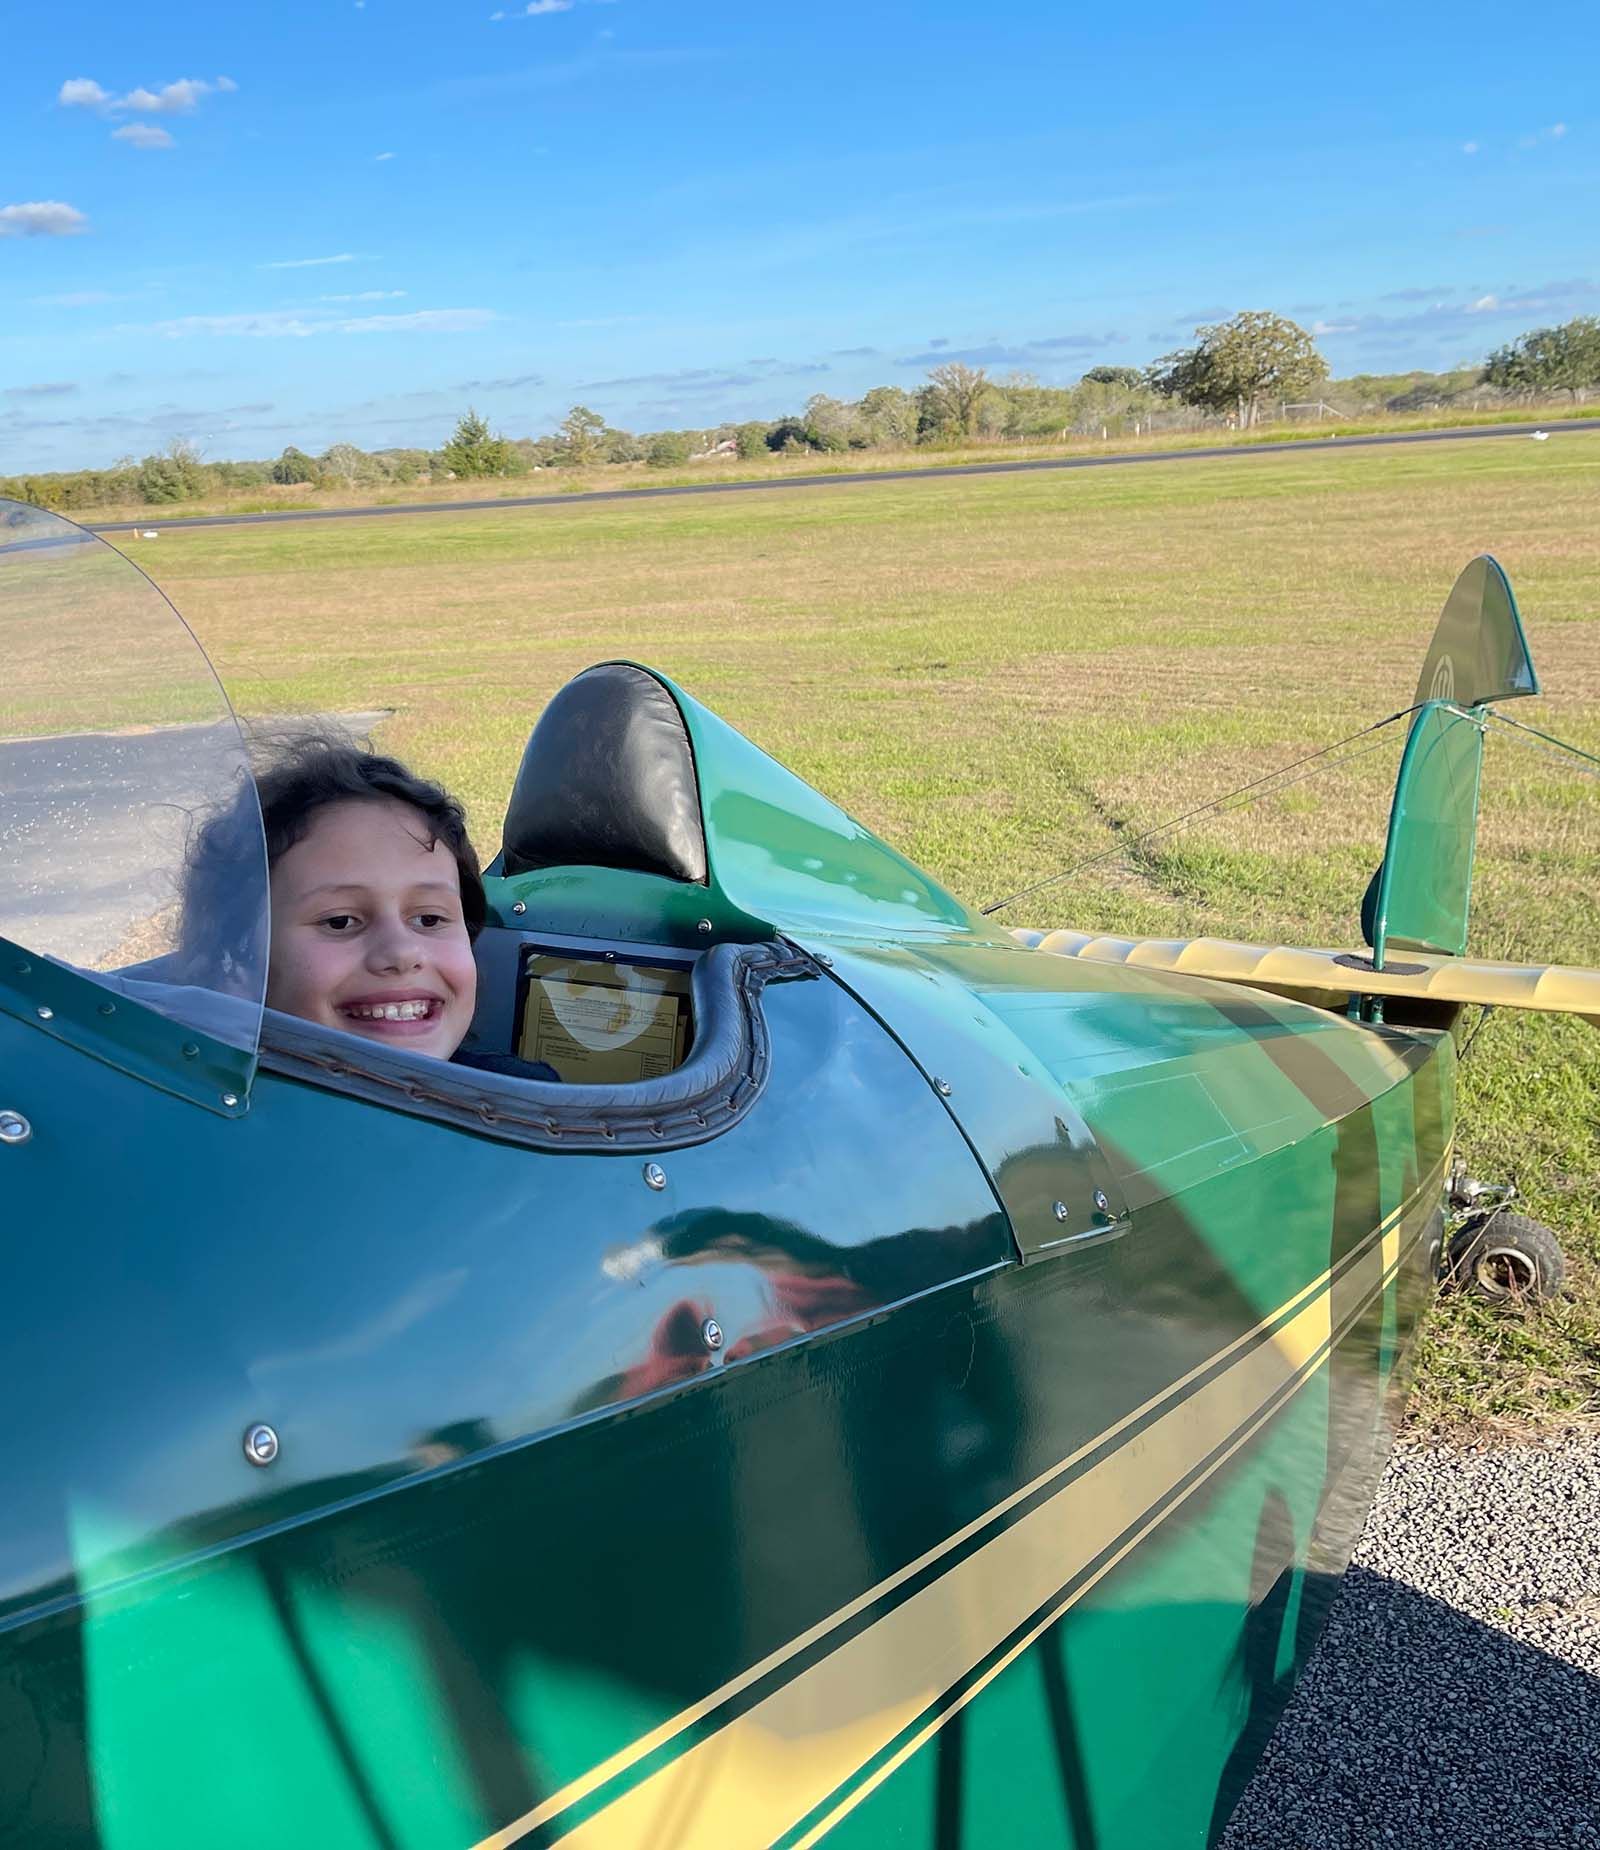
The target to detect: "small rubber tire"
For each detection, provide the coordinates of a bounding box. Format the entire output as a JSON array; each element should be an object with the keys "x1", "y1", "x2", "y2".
[{"x1": 1449, "y1": 1212, "x2": 1566, "y2": 1304}]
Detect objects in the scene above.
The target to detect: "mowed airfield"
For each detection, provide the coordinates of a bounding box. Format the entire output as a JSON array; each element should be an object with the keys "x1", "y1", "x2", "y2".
[{"x1": 130, "y1": 433, "x2": 1600, "y2": 1432}]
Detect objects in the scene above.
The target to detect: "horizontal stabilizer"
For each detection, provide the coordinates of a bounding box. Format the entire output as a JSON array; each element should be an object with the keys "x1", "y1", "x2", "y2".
[{"x1": 1014, "y1": 929, "x2": 1600, "y2": 1028}]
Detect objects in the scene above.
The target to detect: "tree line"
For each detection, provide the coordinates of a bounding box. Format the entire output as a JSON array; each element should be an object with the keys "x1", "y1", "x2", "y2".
[{"x1": 6, "y1": 310, "x2": 1598, "y2": 512}]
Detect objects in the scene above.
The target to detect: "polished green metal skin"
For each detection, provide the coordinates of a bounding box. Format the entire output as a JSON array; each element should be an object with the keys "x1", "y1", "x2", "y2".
[{"x1": 0, "y1": 514, "x2": 1501, "y2": 1850}]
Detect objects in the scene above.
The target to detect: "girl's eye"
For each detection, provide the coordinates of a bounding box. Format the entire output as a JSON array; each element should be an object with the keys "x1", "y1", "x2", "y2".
[
  {"x1": 415, "y1": 912, "x2": 450, "y2": 930},
  {"x1": 321, "y1": 914, "x2": 359, "y2": 933}
]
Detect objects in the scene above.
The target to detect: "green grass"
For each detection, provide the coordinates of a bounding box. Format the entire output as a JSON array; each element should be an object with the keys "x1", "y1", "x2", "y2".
[{"x1": 98, "y1": 434, "x2": 1600, "y2": 1434}]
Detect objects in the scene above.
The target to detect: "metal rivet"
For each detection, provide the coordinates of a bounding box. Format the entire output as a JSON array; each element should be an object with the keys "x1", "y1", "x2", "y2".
[
  {"x1": 934, "y1": 1077, "x2": 953, "y2": 1097},
  {"x1": 696, "y1": 918, "x2": 713, "y2": 934},
  {"x1": 1053, "y1": 1200, "x2": 1070, "y2": 1222},
  {"x1": 643, "y1": 1161, "x2": 667, "y2": 1191},
  {"x1": 35, "y1": 1006, "x2": 53, "y2": 1022},
  {"x1": 1093, "y1": 1189, "x2": 1111, "y2": 1214},
  {"x1": 701, "y1": 1318, "x2": 724, "y2": 1351},
  {"x1": 181, "y1": 1042, "x2": 199, "y2": 1059},
  {"x1": 221, "y1": 1093, "x2": 239, "y2": 1109},
  {"x1": 511, "y1": 901, "x2": 527, "y2": 915},
  {"x1": 816, "y1": 952, "x2": 834, "y2": 968},
  {"x1": 0, "y1": 1111, "x2": 32, "y2": 1146},
  {"x1": 98, "y1": 1001, "x2": 116, "y2": 1017},
  {"x1": 243, "y1": 1423, "x2": 279, "y2": 1467}
]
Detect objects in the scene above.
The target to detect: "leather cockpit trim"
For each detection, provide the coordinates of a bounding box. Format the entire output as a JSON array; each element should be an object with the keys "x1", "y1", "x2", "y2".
[{"x1": 258, "y1": 940, "x2": 817, "y2": 1152}]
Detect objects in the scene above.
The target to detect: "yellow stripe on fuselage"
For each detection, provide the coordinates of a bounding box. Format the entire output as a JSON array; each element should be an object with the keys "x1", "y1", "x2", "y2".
[{"x1": 482, "y1": 1189, "x2": 1429, "y2": 1850}]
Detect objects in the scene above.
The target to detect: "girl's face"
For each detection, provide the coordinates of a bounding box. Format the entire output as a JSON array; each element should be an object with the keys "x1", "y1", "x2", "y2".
[{"x1": 267, "y1": 797, "x2": 478, "y2": 1059}]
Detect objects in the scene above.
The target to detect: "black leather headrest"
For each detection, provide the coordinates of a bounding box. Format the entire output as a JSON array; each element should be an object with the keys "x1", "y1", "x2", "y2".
[{"x1": 501, "y1": 663, "x2": 708, "y2": 883}]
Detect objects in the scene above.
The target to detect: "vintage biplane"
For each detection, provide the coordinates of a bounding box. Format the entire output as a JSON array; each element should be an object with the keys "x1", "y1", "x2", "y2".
[{"x1": 1, "y1": 497, "x2": 1594, "y2": 1850}]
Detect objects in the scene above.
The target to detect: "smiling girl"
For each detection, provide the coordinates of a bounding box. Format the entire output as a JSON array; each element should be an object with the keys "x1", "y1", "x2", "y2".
[{"x1": 190, "y1": 738, "x2": 485, "y2": 1061}]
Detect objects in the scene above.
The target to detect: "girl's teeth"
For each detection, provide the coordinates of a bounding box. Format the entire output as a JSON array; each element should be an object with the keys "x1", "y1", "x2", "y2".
[{"x1": 348, "y1": 1001, "x2": 431, "y2": 1021}]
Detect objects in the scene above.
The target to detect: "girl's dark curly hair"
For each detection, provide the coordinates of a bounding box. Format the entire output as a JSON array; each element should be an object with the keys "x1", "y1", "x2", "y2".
[{"x1": 179, "y1": 735, "x2": 486, "y2": 990}]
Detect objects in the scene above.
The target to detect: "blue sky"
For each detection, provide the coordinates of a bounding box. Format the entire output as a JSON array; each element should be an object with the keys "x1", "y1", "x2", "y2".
[{"x1": 2, "y1": 0, "x2": 1595, "y2": 471}]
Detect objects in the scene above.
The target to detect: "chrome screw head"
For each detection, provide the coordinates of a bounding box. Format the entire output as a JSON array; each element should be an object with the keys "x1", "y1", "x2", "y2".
[
  {"x1": 243, "y1": 1423, "x2": 279, "y2": 1467},
  {"x1": 696, "y1": 918, "x2": 713, "y2": 934},
  {"x1": 701, "y1": 1318, "x2": 724, "y2": 1351},
  {"x1": 643, "y1": 1161, "x2": 668, "y2": 1191},
  {"x1": 35, "y1": 1006, "x2": 53, "y2": 1022},
  {"x1": 1093, "y1": 1189, "x2": 1111, "y2": 1215},
  {"x1": 934, "y1": 1077, "x2": 953, "y2": 1098},
  {"x1": 221, "y1": 1093, "x2": 239, "y2": 1109},
  {"x1": 1052, "y1": 1200, "x2": 1070, "y2": 1223},
  {"x1": 0, "y1": 1111, "x2": 32, "y2": 1146},
  {"x1": 512, "y1": 900, "x2": 527, "y2": 915}
]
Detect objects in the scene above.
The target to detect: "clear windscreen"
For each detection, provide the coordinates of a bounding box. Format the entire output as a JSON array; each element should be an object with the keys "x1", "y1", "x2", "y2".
[{"x1": 0, "y1": 500, "x2": 267, "y2": 1051}]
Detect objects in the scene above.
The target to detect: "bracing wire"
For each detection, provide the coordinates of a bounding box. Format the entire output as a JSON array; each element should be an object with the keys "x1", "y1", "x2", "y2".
[
  {"x1": 979, "y1": 705, "x2": 1419, "y2": 918},
  {"x1": 1476, "y1": 708, "x2": 1600, "y2": 782}
]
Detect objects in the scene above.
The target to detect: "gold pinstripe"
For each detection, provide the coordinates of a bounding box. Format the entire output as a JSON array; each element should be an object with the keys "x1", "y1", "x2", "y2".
[{"x1": 476, "y1": 1188, "x2": 1427, "y2": 1850}]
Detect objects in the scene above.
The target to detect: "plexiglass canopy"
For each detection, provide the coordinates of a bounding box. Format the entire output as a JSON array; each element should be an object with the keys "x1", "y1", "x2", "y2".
[{"x1": 0, "y1": 499, "x2": 267, "y2": 1052}]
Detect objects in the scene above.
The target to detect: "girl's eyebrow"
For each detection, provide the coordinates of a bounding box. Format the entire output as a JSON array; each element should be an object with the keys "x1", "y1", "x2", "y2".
[{"x1": 298, "y1": 879, "x2": 458, "y2": 899}]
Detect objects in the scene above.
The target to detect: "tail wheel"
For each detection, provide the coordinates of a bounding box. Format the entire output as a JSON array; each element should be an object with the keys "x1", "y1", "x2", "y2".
[{"x1": 1450, "y1": 1212, "x2": 1566, "y2": 1304}]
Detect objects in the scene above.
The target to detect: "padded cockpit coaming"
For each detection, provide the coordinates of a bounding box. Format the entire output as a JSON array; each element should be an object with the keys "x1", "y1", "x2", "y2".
[{"x1": 502, "y1": 663, "x2": 707, "y2": 884}]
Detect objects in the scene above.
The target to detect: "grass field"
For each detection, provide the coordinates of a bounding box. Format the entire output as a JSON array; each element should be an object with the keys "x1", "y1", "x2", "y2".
[
  {"x1": 111, "y1": 434, "x2": 1600, "y2": 1433},
  {"x1": 75, "y1": 407, "x2": 1600, "y2": 527}
]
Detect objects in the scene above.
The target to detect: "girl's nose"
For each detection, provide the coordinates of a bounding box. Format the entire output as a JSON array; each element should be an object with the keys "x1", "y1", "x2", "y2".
[{"x1": 365, "y1": 917, "x2": 421, "y2": 973}]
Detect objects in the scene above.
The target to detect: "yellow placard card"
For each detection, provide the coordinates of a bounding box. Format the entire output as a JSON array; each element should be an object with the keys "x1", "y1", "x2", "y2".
[{"x1": 519, "y1": 957, "x2": 690, "y2": 1084}]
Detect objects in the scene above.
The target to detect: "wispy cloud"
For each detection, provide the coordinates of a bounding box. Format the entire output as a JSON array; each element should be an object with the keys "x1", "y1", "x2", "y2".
[
  {"x1": 112, "y1": 122, "x2": 175, "y2": 150},
  {"x1": 1311, "y1": 278, "x2": 1598, "y2": 341},
  {"x1": 319, "y1": 289, "x2": 408, "y2": 302},
  {"x1": 454, "y1": 372, "x2": 545, "y2": 390},
  {"x1": 260, "y1": 252, "x2": 373, "y2": 270},
  {"x1": 1462, "y1": 141, "x2": 1479, "y2": 156},
  {"x1": 4, "y1": 382, "x2": 78, "y2": 400},
  {"x1": 578, "y1": 360, "x2": 828, "y2": 393},
  {"x1": 895, "y1": 332, "x2": 1127, "y2": 369},
  {"x1": 0, "y1": 201, "x2": 88, "y2": 238},
  {"x1": 490, "y1": 0, "x2": 573, "y2": 16},
  {"x1": 374, "y1": 151, "x2": 396, "y2": 161},
  {"x1": 125, "y1": 306, "x2": 496, "y2": 338}
]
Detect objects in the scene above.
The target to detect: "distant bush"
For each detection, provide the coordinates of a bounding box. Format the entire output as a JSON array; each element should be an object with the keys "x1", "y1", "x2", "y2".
[
  {"x1": 645, "y1": 432, "x2": 691, "y2": 468},
  {"x1": 272, "y1": 446, "x2": 321, "y2": 486}
]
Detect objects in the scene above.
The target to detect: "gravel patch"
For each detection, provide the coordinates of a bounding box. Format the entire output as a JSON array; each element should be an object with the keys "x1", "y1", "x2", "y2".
[{"x1": 1222, "y1": 1432, "x2": 1600, "y2": 1850}]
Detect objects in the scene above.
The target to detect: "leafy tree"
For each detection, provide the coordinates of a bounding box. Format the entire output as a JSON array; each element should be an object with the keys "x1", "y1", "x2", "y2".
[
  {"x1": 920, "y1": 362, "x2": 993, "y2": 439},
  {"x1": 801, "y1": 394, "x2": 860, "y2": 452},
  {"x1": 556, "y1": 404, "x2": 607, "y2": 467},
  {"x1": 137, "y1": 439, "x2": 208, "y2": 504},
  {"x1": 858, "y1": 386, "x2": 916, "y2": 447},
  {"x1": 319, "y1": 442, "x2": 373, "y2": 486},
  {"x1": 1081, "y1": 365, "x2": 1145, "y2": 388},
  {"x1": 645, "y1": 431, "x2": 691, "y2": 468},
  {"x1": 1150, "y1": 312, "x2": 1328, "y2": 426},
  {"x1": 765, "y1": 418, "x2": 815, "y2": 453},
  {"x1": 732, "y1": 420, "x2": 772, "y2": 459},
  {"x1": 1482, "y1": 317, "x2": 1600, "y2": 401},
  {"x1": 441, "y1": 408, "x2": 514, "y2": 478},
  {"x1": 603, "y1": 427, "x2": 643, "y2": 464},
  {"x1": 271, "y1": 445, "x2": 320, "y2": 486}
]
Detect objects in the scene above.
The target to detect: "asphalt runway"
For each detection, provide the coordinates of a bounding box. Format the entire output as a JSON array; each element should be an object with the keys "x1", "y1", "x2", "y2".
[{"x1": 87, "y1": 417, "x2": 1600, "y2": 535}]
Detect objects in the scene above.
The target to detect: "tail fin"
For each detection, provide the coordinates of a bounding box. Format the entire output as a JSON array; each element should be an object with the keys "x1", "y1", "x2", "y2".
[{"x1": 1362, "y1": 556, "x2": 1539, "y2": 969}]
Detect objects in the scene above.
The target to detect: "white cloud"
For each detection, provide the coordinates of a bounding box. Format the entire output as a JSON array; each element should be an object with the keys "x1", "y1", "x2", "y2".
[
  {"x1": 113, "y1": 122, "x2": 175, "y2": 149},
  {"x1": 319, "y1": 289, "x2": 408, "y2": 302},
  {"x1": 374, "y1": 151, "x2": 396, "y2": 161},
  {"x1": 491, "y1": 0, "x2": 574, "y2": 16},
  {"x1": 58, "y1": 78, "x2": 113, "y2": 108},
  {"x1": 1312, "y1": 318, "x2": 1359, "y2": 335},
  {"x1": 260, "y1": 252, "x2": 370, "y2": 269},
  {"x1": 1462, "y1": 140, "x2": 1479, "y2": 155},
  {"x1": 58, "y1": 75, "x2": 237, "y2": 115},
  {"x1": 0, "y1": 201, "x2": 89, "y2": 238},
  {"x1": 1551, "y1": 122, "x2": 1567, "y2": 138},
  {"x1": 128, "y1": 306, "x2": 495, "y2": 338}
]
